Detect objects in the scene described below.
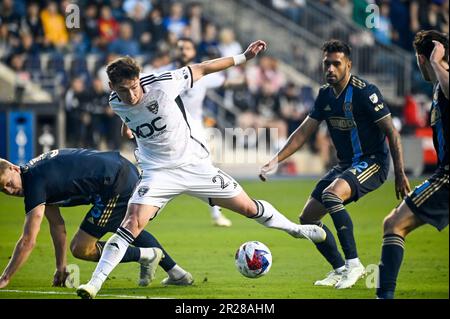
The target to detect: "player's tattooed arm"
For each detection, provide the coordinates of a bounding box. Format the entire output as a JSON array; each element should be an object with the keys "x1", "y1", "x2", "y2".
[
  {"x1": 260, "y1": 116, "x2": 319, "y2": 181},
  {"x1": 0, "y1": 205, "x2": 45, "y2": 288},
  {"x1": 190, "y1": 40, "x2": 267, "y2": 82},
  {"x1": 377, "y1": 116, "x2": 411, "y2": 199},
  {"x1": 45, "y1": 205, "x2": 69, "y2": 287},
  {"x1": 430, "y1": 40, "x2": 449, "y2": 99}
]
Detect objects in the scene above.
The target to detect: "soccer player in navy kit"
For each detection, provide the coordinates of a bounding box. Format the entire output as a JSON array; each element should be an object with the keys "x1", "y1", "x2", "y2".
[
  {"x1": 0, "y1": 149, "x2": 191, "y2": 289},
  {"x1": 376, "y1": 31, "x2": 449, "y2": 299},
  {"x1": 260, "y1": 40, "x2": 410, "y2": 289}
]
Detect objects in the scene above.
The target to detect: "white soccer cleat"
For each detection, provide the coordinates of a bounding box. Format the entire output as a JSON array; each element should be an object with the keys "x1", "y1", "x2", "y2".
[
  {"x1": 314, "y1": 270, "x2": 343, "y2": 287},
  {"x1": 212, "y1": 215, "x2": 232, "y2": 227},
  {"x1": 138, "y1": 248, "x2": 164, "y2": 287},
  {"x1": 335, "y1": 263, "x2": 366, "y2": 289},
  {"x1": 76, "y1": 283, "x2": 99, "y2": 299},
  {"x1": 161, "y1": 272, "x2": 194, "y2": 286},
  {"x1": 289, "y1": 225, "x2": 327, "y2": 243}
]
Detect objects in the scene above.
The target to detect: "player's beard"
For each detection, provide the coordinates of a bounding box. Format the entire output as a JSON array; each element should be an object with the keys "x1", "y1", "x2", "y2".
[{"x1": 178, "y1": 55, "x2": 195, "y2": 67}]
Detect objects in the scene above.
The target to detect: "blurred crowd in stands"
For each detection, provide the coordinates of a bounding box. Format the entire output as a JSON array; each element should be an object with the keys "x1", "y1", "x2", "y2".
[{"x1": 0, "y1": 0, "x2": 446, "y2": 170}]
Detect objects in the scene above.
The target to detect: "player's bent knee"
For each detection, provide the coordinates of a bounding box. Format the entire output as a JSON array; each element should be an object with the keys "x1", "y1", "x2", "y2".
[
  {"x1": 70, "y1": 241, "x2": 92, "y2": 260},
  {"x1": 383, "y1": 209, "x2": 404, "y2": 236}
]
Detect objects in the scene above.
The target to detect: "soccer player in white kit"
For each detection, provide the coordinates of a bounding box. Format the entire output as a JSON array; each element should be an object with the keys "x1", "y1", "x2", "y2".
[
  {"x1": 77, "y1": 40, "x2": 326, "y2": 299},
  {"x1": 177, "y1": 37, "x2": 232, "y2": 227}
]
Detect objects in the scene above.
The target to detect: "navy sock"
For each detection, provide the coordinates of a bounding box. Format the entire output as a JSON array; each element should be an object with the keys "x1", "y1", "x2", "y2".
[
  {"x1": 376, "y1": 234, "x2": 405, "y2": 299},
  {"x1": 322, "y1": 192, "x2": 358, "y2": 259},
  {"x1": 133, "y1": 230, "x2": 176, "y2": 272},
  {"x1": 301, "y1": 217, "x2": 345, "y2": 269}
]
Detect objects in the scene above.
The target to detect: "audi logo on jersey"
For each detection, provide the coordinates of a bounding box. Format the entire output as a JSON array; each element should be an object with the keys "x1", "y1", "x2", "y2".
[{"x1": 130, "y1": 117, "x2": 167, "y2": 138}]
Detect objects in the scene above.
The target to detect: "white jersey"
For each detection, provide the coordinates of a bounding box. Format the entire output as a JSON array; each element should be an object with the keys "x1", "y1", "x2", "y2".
[
  {"x1": 180, "y1": 72, "x2": 225, "y2": 124},
  {"x1": 109, "y1": 67, "x2": 210, "y2": 170}
]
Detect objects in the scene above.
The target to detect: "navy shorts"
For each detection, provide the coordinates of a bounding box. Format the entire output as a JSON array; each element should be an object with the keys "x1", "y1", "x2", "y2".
[
  {"x1": 79, "y1": 158, "x2": 140, "y2": 238},
  {"x1": 311, "y1": 155, "x2": 390, "y2": 204},
  {"x1": 404, "y1": 168, "x2": 449, "y2": 231}
]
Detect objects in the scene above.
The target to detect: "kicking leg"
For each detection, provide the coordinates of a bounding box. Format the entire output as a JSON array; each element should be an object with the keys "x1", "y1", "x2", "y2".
[
  {"x1": 376, "y1": 202, "x2": 424, "y2": 299},
  {"x1": 210, "y1": 191, "x2": 326, "y2": 243}
]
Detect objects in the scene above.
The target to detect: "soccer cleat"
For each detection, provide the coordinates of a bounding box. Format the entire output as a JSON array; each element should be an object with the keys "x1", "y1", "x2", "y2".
[
  {"x1": 212, "y1": 215, "x2": 232, "y2": 227},
  {"x1": 138, "y1": 248, "x2": 164, "y2": 287},
  {"x1": 161, "y1": 272, "x2": 194, "y2": 286},
  {"x1": 314, "y1": 270, "x2": 343, "y2": 287},
  {"x1": 335, "y1": 263, "x2": 366, "y2": 289},
  {"x1": 76, "y1": 283, "x2": 99, "y2": 299},
  {"x1": 289, "y1": 225, "x2": 327, "y2": 243}
]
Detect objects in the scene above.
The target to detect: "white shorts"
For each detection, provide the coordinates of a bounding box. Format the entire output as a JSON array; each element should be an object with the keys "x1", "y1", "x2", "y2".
[{"x1": 129, "y1": 160, "x2": 243, "y2": 210}]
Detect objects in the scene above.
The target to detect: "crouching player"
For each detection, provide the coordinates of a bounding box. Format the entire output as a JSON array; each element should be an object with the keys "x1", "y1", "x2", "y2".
[{"x1": 0, "y1": 149, "x2": 192, "y2": 289}]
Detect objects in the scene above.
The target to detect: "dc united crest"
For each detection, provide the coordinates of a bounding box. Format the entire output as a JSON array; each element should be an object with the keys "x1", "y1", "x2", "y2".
[
  {"x1": 138, "y1": 186, "x2": 149, "y2": 197},
  {"x1": 147, "y1": 101, "x2": 159, "y2": 114}
]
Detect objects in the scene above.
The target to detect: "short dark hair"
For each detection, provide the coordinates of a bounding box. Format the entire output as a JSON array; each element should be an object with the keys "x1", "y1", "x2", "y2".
[
  {"x1": 178, "y1": 37, "x2": 196, "y2": 48},
  {"x1": 413, "y1": 30, "x2": 449, "y2": 62},
  {"x1": 106, "y1": 56, "x2": 141, "y2": 84},
  {"x1": 321, "y1": 40, "x2": 352, "y2": 59}
]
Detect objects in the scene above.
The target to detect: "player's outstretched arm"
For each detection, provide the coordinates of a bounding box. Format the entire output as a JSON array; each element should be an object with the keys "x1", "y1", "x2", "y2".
[
  {"x1": 430, "y1": 40, "x2": 449, "y2": 99},
  {"x1": 377, "y1": 115, "x2": 411, "y2": 199},
  {"x1": 260, "y1": 116, "x2": 320, "y2": 181},
  {"x1": 44, "y1": 205, "x2": 69, "y2": 287},
  {"x1": 190, "y1": 40, "x2": 267, "y2": 82},
  {"x1": 0, "y1": 205, "x2": 45, "y2": 288}
]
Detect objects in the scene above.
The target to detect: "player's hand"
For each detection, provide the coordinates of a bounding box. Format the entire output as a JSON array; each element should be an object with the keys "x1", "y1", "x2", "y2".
[
  {"x1": 125, "y1": 127, "x2": 134, "y2": 139},
  {"x1": 243, "y1": 40, "x2": 267, "y2": 61},
  {"x1": 52, "y1": 269, "x2": 69, "y2": 287},
  {"x1": 0, "y1": 276, "x2": 10, "y2": 289},
  {"x1": 430, "y1": 40, "x2": 446, "y2": 65},
  {"x1": 259, "y1": 160, "x2": 277, "y2": 182},
  {"x1": 394, "y1": 172, "x2": 411, "y2": 200}
]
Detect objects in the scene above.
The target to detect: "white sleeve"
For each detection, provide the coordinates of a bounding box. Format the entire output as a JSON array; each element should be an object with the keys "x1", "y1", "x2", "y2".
[
  {"x1": 204, "y1": 72, "x2": 226, "y2": 89},
  {"x1": 161, "y1": 66, "x2": 193, "y2": 99}
]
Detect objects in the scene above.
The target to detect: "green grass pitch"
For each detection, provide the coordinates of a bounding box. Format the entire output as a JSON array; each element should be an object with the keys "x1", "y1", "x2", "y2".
[{"x1": 0, "y1": 179, "x2": 448, "y2": 299}]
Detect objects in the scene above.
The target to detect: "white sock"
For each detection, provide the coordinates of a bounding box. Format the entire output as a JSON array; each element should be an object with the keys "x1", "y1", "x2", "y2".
[
  {"x1": 335, "y1": 266, "x2": 346, "y2": 273},
  {"x1": 167, "y1": 264, "x2": 187, "y2": 280},
  {"x1": 251, "y1": 200, "x2": 297, "y2": 234},
  {"x1": 88, "y1": 228, "x2": 134, "y2": 289},
  {"x1": 138, "y1": 247, "x2": 156, "y2": 263},
  {"x1": 209, "y1": 206, "x2": 222, "y2": 220},
  {"x1": 346, "y1": 258, "x2": 362, "y2": 267}
]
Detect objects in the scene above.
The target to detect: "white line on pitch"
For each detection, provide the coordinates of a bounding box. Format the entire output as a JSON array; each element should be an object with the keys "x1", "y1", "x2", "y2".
[{"x1": 0, "y1": 289, "x2": 173, "y2": 299}]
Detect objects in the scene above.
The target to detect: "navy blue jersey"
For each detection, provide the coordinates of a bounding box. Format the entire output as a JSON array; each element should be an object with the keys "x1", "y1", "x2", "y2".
[
  {"x1": 20, "y1": 149, "x2": 138, "y2": 214},
  {"x1": 309, "y1": 75, "x2": 390, "y2": 165},
  {"x1": 430, "y1": 82, "x2": 449, "y2": 171}
]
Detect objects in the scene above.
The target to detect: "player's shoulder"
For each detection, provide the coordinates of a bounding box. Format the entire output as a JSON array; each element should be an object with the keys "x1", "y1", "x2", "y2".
[
  {"x1": 317, "y1": 83, "x2": 331, "y2": 98},
  {"x1": 351, "y1": 75, "x2": 382, "y2": 99},
  {"x1": 109, "y1": 91, "x2": 120, "y2": 103},
  {"x1": 140, "y1": 71, "x2": 175, "y2": 92},
  {"x1": 350, "y1": 75, "x2": 369, "y2": 90}
]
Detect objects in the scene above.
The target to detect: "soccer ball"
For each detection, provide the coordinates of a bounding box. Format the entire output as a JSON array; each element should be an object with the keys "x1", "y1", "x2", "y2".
[{"x1": 235, "y1": 241, "x2": 272, "y2": 278}]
